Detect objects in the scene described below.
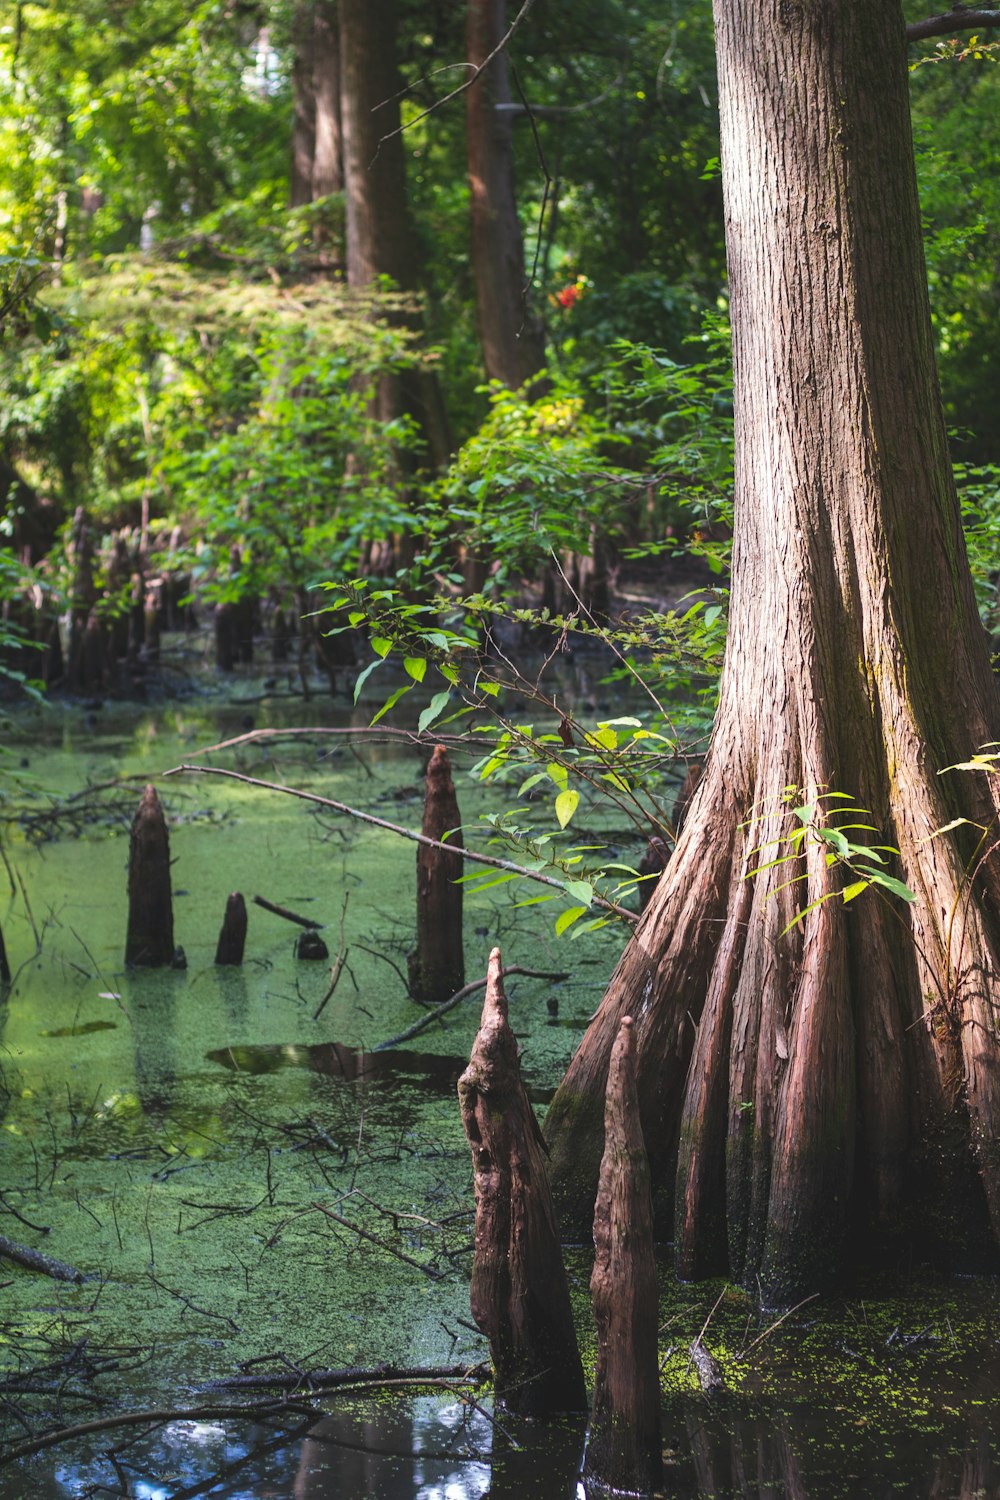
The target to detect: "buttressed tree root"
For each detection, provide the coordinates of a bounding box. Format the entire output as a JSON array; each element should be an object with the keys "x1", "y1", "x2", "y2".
[{"x1": 585, "y1": 1015, "x2": 662, "y2": 1496}]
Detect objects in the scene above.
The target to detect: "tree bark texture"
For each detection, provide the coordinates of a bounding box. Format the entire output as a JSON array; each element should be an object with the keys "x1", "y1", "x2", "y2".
[
  {"x1": 125, "y1": 785, "x2": 175, "y2": 967},
  {"x1": 466, "y1": 0, "x2": 544, "y2": 389},
  {"x1": 290, "y1": 2, "x2": 318, "y2": 207},
  {"x1": 408, "y1": 745, "x2": 465, "y2": 1003},
  {"x1": 545, "y1": 0, "x2": 1000, "y2": 1307},
  {"x1": 585, "y1": 1017, "x2": 662, "y2": 1495},
  {"x1": 312, "y1": 0, "x2": 342, "y2": 199},
  {"x1": 339, "y1": 0, "x2": 451, "y2": 468},
  {"x1": 458, "y1": 947, "x2": 587, "y2": 1415}
]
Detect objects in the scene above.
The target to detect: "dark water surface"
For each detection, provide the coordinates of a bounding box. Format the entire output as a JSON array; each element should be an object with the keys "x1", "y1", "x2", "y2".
[{"x1": 1, "y1": 688, "x2": 999, "y2": 1497}]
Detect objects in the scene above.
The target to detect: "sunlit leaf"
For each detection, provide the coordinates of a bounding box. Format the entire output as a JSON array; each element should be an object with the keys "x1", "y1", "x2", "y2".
[{"x1": 555, "y1": 789, "x2": 580, "y2": 827}]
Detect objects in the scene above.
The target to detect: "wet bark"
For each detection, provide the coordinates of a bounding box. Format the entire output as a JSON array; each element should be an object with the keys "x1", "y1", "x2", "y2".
[
  {"x1": 584, "y1": 1016, "x2": 662, "y2": 1495},
  {"x1": 466, "y1": 0, "x2": 544, "y2": 389},
  {"x1": 215, "y1": 893, "x2": 248, "y2": 966},
  {"x1": 458, "y1": 948, "x2": 587, "y2": 1415},
  {"x1": 545, "y1": 0, "x2": 1000, "y2": 1306},
  {"x1": 125, "y1": 785, "x2": 175, "y2": 967},
  {"x1": 408, "y1": 745, "x2": 465, "y2": 1003}
]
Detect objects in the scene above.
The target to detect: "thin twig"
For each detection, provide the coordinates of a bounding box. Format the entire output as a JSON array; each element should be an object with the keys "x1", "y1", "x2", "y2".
[
  {"x1": 374, "y1": 964, "x2": 568, "y2": 1051},
  {"x1": 376, "y1": 0, "x2": 537, "y2": 147},
  {"x1": 309, "y1": 1202, "x2": 445, "y2": 1279},
  {"x1": 313, "y1": 893, "x2": 351, "y2": 1022},
  {"x1": 740, "y1": 1293, "x2": 820, "y2": 1358},
  {"x1": 165, "y1": 764, "x2": 638, "y2": 924}
]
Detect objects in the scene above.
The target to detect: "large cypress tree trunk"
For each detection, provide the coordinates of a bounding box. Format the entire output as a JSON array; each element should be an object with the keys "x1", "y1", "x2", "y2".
[
  {"x1": 545, "y1": 0, "x2": 1000, "y2": 1307},
  {"x1": 466, "y1": 0, "x2": 544, "y2": 389}
]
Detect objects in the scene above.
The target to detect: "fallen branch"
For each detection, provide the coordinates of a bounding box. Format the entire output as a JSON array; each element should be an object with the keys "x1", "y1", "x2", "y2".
[
  {"x1": 0, "y1": 1398, "x2": 318, "y2": 1466},
  {"x1": 374, "y1": 964, "x2": 569, "y2": 1051},
  {"x1": 166, "y1": 764, "x2": 638, "y2": 925},
  {"x1": 688, "y1": 1339, "x2": 725, "y2": 1394},
  {"x1": 313, "y1": 893, "x2": 351, "y2": 1022},
  {"x1": 205, "y1": 1359, "x2": 489, "y2": 1392},
  {"x1": 309, "y1": 1202, "x2": 445, "y2": 1279},
  {"x1": 0, "y1": 1235, "x2": 87, "y2": 1283},
  {"x1": 252, "y1": 894, "x2": 322, "y2": 930}
]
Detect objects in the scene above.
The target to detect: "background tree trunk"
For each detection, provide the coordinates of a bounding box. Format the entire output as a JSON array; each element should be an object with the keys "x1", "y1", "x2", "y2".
[
  {"x1": 290, "y1": 2, "x2": 317, "y2": 208},
  {"x1": 466, "y1": 0, "x2": 544, "y2": 389},
  {"x1": 545, "y1": 0, "x2": 1000, "y2": 1307},
  {"x1": 339, "y1": 0, "x2": 451, "y2": 469},
  {"x1": 311, "y1": 0, "x2": 342, "y2": 199}
]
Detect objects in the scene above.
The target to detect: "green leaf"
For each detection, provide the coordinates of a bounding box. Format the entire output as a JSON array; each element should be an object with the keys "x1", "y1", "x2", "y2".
[
  {"x1": 418, "y1": 690, "x2": 451, "y2": 734},
  {"x1": 555, "y1": 789, "x2": 580, "y2": 828},
  {"x1": 517, "y1": 772, "x2": 548, "y2": 797},
  {"x1": 480, "y1": 680, "x2": 501, "y2": 698},
  {"x1": 548, "y1": 764, "x2": 569, "y2": 791},
  {"x1": 353, "y1": 658, "x2": 382, "y2": 704},
  {"x1": 866, "y1": 871, "x2": 917, "y2": 902},
  {"x1": 792, "y1": 804, "x2": 814, "y2": 825},
  {"x1": 404, "y1": 656, "x2": 427, "y2": 682},
  {"x1": 371, "y1": 636, "x2": 393, "y2": 658},
  {"x1": 555, "y1": 904, "x2": 588, "y2": 936},
  {"x1": 779, "y1": 892, "x2": 836, "y2": 936},
  {"x1": 841, "y1": 880, "x2": 870, "y2": 904},
  {"x1": 370, "y1": 683, "x2": 412, "y2": 724},
  {"x1": 563, "y1": 879, "x2": 594, "y2": 906}
]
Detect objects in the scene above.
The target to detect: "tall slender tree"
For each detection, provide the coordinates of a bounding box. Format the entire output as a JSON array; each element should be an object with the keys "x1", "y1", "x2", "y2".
[
  {"x1": 339, "y1": 0, "x2": 451, "y2": 466},
  {"x1": 465, "y1": 0, "x2": 544, "y2": 389},
  {"x1": 545, "y1": 0, "x2": 1000, "y2": 1306}
]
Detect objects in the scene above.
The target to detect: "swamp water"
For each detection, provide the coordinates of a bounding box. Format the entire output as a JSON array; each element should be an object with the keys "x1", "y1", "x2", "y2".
[{"x1": 0, "y1": 685, "x2": 998, "y2": 1498}]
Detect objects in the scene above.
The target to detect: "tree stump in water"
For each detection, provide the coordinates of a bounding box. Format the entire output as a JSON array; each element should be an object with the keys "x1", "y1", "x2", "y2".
[
  {"x1": 458, "y1": 947, "x2": 586, "y2": 1416},
  {"x1": 215, "y1": 893, "x2": 248, "y2": 965},
  {"x1": 637, "y1": 835, "x2": 669, "y2": 913},
  {"x1": 584, "y1": 1015, "x2": 662, "y2": 1495},
  {"x1": 408, "y1": 745, "x2": 464, "y2": 1002},
  {"x1": 125, "y1": 785, "x2": 176, "y2": 967}
]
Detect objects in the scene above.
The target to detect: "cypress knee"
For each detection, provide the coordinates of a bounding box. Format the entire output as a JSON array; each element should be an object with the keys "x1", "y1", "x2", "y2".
[
  {"x1": 584, "y1": 1015, "x2": 663, "y2": 1494},
  {"x1": 215, "y1": 893, "x2": 248, "y2": 965},
  {"x1": 408, "y1": 744, "x2": 464, "y2": 1002},
  {"x1": 458, "y1": 947, "x2": 586, "y2": 1416},
  {"x1": 125, "y1": 785, "x2": 175, "y2": 967}
]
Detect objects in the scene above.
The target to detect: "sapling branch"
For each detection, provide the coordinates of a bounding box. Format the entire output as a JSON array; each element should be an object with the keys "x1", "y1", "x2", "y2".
[{"x1": 165, "y1": 763, "x2": 638, "y2": 924}]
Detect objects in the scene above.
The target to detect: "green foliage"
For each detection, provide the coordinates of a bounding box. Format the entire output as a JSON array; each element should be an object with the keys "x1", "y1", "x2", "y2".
[{"x1": 746, "y1": 790, "x2": 916, "y2": 935}]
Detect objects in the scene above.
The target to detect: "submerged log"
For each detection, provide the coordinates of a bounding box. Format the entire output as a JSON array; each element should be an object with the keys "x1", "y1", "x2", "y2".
[
  {"x1": 125, "y1": 785, "x2": 175, "y2": 967},
  {"x1": 214, "y1": 893, "x2": 248, "y2": 965},
  {"x1": 408, "y1": 745, "x2": 464, "y2": 1003},
  {"x1": 458, "y1": 948, "x2": 586, "y2": 1416},
  {"x1": 584, "y1": 1015, "x2": 662, "y2": 1495}
]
